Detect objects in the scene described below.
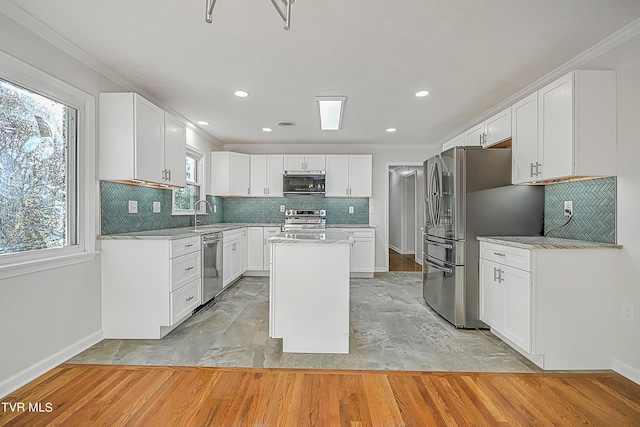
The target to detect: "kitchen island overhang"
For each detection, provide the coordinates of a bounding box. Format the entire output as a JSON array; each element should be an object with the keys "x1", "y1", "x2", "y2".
[{"x1": 268, "y1": 231, "x2": 354, "y2": 354}]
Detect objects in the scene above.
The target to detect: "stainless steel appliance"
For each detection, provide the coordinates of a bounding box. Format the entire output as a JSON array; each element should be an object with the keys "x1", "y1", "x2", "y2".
[
  {"x1": 423, "y1": 146, "x2": 544, "y2": 328},
  {"x1": 201, "y1": 231, "x2": 223, "y2": 306},
  {"x1": 283, "y1": 171, "x2": 326, "y2": 194},
  {"x1": 282, "y1": 209, "x2": 327, "y2": 231}
]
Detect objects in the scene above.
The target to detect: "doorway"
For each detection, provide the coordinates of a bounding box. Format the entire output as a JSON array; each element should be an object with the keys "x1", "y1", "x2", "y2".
[{"x1": 388, "y1": 165, "x2": 423, "y2": 272}]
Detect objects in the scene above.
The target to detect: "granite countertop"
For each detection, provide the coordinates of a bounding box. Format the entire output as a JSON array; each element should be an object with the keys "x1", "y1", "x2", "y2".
[
  {"x1": 477, "y1": 236, "x2": 622, "y2": 250},
  {"x1": 268, "y1": 230, "x2": 354, "y2": 245},
  {"x1": 99, "y1": 223, "x2": 372, "y2": 240}
]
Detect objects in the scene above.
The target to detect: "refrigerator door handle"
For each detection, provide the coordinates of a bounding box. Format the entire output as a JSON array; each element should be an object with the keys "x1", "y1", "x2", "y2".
[{"x1": 425, "y1": 259, "x2": 453, "y2": 274}]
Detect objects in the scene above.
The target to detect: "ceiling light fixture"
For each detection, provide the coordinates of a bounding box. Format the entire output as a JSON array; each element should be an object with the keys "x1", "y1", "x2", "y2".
[
  {"x1": 386, "y1": 128, "x2": 397, "y2": 132},
  {"x1": 415, "y1": 90, "x2": 430, "y2": 97},
  {"x1": 205, "y1": 0, "x2": 296, "y2": 30},
  {"x1": 263, "y1": 127, "x2": 273, "y2": 132},
  {"x1": 234, "y1": 90, "x2": 249, "y2": 97},
  {"x1": 316, "y1": 96, "x2": 346, "y2": 131},
  {"x1": 197, "y1": 120, "x2": 209, "y2": 126}
]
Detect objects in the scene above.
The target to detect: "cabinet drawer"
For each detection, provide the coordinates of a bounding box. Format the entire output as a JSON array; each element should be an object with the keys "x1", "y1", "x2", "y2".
[
  {"x1": 171, "y1": 236, "x2": 201, "y2": 258},
  {"x1": 171, "y1": 251, "x2": 201, "y2": 291},
  {"x1": 170, "y1": 278, "x2": 201, "y2": 325},
  {"x1": 341, "y1": 228, "x2": 375, "y2": 239},
  {"x1": 480, "y1": 242, "x2": 531, "y2": 271},
  {"x1": 223, "y1": 228, "x2": 243, "y2": 241}
]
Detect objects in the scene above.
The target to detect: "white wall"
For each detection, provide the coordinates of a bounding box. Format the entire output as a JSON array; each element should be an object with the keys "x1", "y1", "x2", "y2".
[{"x1": 586, "y1": 32, "x2": 640, "y2": 382}]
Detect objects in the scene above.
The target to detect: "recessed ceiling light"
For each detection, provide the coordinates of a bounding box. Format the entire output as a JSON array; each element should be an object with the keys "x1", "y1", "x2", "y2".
[
  {"x1": 197, "y1": 121, "x2": 209, "y2": 126},
  {"x1": 415, "y1": 90, "x2": 430, "y2": 97},
  {"x1": 262, "y1": 127, "x2": 272, "y2": 132},
  {"x1": 234, "y1": 90, "x2": 249, "y2": 97},
  {"x1": 386, "y1": 128, "x2": 397, "y2": 132},
  {"x1": 316, "y1": 96, "x2": 346, "y2": 131}
]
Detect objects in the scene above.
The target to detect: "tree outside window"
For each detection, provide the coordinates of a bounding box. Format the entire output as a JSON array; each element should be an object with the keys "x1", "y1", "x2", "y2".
[
  {"x1": 173, "y1": 150, "x2": 203, "y2": 213},
  {"x1": 0, "y1": 78, "x2": 77, "y2": 255}
]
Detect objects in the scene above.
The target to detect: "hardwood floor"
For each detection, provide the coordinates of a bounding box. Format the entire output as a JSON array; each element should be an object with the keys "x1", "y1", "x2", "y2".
[
  {"x1": 2, "y1": 365, "x2": 640, "y2": 426},
  {"x1": 389, "y1": 248, "x2": 422, "y2": 272}
]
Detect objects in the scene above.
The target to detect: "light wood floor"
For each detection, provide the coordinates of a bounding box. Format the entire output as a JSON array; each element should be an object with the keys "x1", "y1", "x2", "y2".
[
  {"x1": 389, "y1": 248, "x2": 422, "y2": 272},
  {"x1": 2, "y1": 365, "x2": 640, "y2": 426}
]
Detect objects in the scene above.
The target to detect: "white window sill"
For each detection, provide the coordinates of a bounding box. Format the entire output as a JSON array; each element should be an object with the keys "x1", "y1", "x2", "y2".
[{"x1": 0, "y1": 251, "x2": 99, "y2": 280}]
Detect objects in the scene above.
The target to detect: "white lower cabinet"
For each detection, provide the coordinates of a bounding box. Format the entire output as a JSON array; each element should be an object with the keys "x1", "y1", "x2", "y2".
[
  {"x1": 101, "y1": 236, "x2": 202, "y2": 339},
  {"x1": 335, "y1": 227, "x2": 375, "y2": 277},
  {"x1": 479, "y1": 241, "x2": 618, "y2": 370},
  {"x1": 223, "y1": 229, "x2": 244, "y2": 287},
  {"x1": 246, "y1": 226, "x2": 281, "y2": 274}
]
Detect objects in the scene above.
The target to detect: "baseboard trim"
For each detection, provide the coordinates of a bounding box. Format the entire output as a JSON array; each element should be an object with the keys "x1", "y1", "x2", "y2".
[
  {"x1": 613, "y1": 359, "x2": 640, "y2": 385},
  {"x1": 0, "y1": 330, "x2": 103, "y2": 399}
]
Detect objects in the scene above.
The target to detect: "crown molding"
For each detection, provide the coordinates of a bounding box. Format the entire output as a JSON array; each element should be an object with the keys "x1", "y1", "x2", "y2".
[
  {"x1": 438, "y1": 17, "x2": 640, "y2": 147},
  {"x1": 222, "y1": 143, "x2": 434, "y2": 153}
]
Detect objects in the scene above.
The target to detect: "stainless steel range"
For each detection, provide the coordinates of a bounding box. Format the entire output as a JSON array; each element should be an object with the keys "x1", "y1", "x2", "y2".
[{"x1": 282, "y1": 209, "x2": 326, "y2": 231}]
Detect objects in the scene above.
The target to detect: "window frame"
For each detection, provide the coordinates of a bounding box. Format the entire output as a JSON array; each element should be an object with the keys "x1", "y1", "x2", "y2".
[
  {"x1": 172, "y1": 145, "x2": 207, "y2": 216},
  {"x1": 0, "y1": 51, "x2": 97, "y2": 279}
]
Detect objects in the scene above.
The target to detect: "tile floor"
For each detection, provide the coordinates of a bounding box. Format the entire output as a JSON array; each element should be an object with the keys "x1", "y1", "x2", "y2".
[{"x1": 68, "y1": 272, "x2": 540, "y2": 373}]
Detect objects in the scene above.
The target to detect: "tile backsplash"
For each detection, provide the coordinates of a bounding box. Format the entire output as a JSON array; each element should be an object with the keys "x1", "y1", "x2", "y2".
[
  {"x1": 100, "y1": 182, "x2": 222, "y2": 235},
  {"x1": 223, "y1": 195, "x2": 369, "y2": 224},
  {"x1": 544, "y1": 176, "x2": 616, "y2": 243},
  {"x1": 101, "y1": 182, "x2": 368, "y2": 235}
]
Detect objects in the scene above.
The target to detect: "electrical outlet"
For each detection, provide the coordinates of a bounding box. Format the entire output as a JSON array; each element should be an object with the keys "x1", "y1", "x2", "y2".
[
  {"x1": 622, "y1": 303, "x2": 634, "y2": 322},
  {"x1": 349, "y1": 206, "x2": 354, "y2": 214},
  {"x1": 153, "y1": 201, "x2": 161, "y2": 213},
  {"x1": 213, "y1": 204, "x2": 217, "y2": 213},
  {"x1": 369, "y1": 206, "x2": 375, "y2": 215},
  {"x1": 280, "y1": 205, "x2": 285, "y2": 213},
  {"x1": 564, "y1": 200, "x2": 573, "y2": 217},
  {"x1": 128, "y1": 200, "x2": 138, "y2": 214}
]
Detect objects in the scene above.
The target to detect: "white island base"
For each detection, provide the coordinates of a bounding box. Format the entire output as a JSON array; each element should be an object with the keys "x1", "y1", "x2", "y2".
[{"x1": 269, "y1": 235, "x2": 352, "y2": 354}]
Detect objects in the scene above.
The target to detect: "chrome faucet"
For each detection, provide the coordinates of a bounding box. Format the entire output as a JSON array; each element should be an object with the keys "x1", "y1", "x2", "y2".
[{"x1": 194, "y1": 199, "x2": 213, "y2": 230}]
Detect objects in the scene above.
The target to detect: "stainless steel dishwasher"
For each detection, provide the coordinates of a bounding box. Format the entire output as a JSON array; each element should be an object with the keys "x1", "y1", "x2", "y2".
[{"x1": 201, "y1": 232, "x2": 223, "y2": 306}]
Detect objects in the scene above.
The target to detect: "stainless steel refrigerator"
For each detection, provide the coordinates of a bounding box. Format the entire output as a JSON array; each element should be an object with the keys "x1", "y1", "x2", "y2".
[{"x1": 423, "y1": 146, "x2": 544, "y2": 328}]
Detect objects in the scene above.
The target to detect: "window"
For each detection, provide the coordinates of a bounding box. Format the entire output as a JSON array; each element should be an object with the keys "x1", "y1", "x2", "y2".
[
  {"x1": 0, "y1": 51, "x2": 96, "y2": 279},
  {"x1": 0, "y1": 78, "x2": 77, "y2": 255},
  {"x1": 173, "y1": 148, "x2": 205, "y2": 214}
]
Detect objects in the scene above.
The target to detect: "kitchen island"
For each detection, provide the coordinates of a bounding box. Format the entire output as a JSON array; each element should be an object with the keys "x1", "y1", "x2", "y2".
[{"x1": 268, "y1": 231, "x2": 353, "y2": 354}]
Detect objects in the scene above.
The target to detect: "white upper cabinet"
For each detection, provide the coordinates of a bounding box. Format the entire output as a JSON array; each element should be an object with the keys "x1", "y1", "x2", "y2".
[
  {"x1": 325, "y1": 155, "x2": 372, "y2": 197},
  {"x1": 100, "y1": 93, "x2": 166, "y2": 184},
  {"x1": 483, "y1": 107, "x2": 512, "y2": 148},
  {"x1": 250, "y1": 155, "x2": 284, "y2": 197},
  {"x1": 283, "y1": 154, "x2": 326, "y2": 171},
  {"x1": 442, "y1": 133, "x2": 464, "y2": 152},
  {"x1": 210, "y1": 151, "x2": 251, "y2": 196},
  {"x1": 464, "y1": 123, "x2": 485, "y2": 147},
  {"x1": 512, "y1": 70, "x2": 616, "y2": 184},
  {"x1": 163, "y1": 112, "x2": 187, "y2": 187},
  {"x1": 512, "y1": 93, "x2": 539, "y2": 184}
]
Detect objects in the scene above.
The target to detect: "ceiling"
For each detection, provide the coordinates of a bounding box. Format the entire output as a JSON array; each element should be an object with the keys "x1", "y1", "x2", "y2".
[{"x1": 6, "y1": 0, "x2": 640, "y2": 148}]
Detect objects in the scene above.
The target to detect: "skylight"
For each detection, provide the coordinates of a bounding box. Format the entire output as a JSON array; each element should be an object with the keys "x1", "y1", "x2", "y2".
[{"x1": 316, "y1": 96, "x2": 346, "y2": 131}]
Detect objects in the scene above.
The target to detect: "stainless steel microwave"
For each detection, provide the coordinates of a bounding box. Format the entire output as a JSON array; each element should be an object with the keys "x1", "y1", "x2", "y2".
[{"x1": 283, "y1": 171, "x2": 325, "y2": 194}]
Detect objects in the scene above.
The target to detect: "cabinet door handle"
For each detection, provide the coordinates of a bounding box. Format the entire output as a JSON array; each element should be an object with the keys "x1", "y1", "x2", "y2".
[
  {"x1": 530, "y1": 163, "x2": 535, "y2": 177},
  {"x1": 493, "y1": 252, "x2": 506, "y2": 257},
  {"x1": 184, "y1": 244, "x2": 195, "y2": 248},
  {"x1": 493, "y1": 267, "x2": 499, "y2": 282},
  {"x1": 498, "y1": 269, "x2": 505, "y2": 283},
  {"x1": 536, "y1": 162, "x2": 542, "y2": 176},
  {"x1": 167, "y1": 169, "x2": 171, "y2": 181},
  {"x1": 184, "y1": 266, "x2": 194, "y2": 272},
  {"x1": 185, "y1": 296, "x2": 194, "y2": 302}
]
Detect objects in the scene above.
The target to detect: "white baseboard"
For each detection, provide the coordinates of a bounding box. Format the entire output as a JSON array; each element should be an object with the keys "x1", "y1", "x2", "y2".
[
  {"x1": 389, "y1": 244, "x2": 401, "y2": 253},
  {"x1": 0, "y1": 330, "x2": 103, "y2": 399},
  {"x1": 613, "y1": 359, "x2": 640, "y2": 385}
]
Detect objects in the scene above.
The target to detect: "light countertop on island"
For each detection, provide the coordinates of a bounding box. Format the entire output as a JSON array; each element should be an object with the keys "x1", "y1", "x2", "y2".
[{"x1": 477, "y1": 236, "x2": 622, "y2": 250}]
